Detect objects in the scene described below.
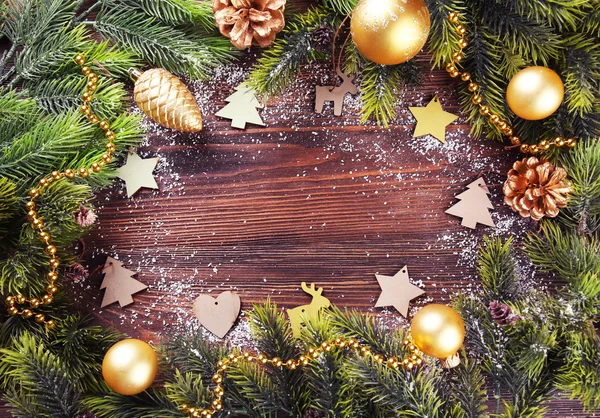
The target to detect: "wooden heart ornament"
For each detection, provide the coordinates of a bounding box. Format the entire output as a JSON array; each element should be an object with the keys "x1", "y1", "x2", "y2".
[{"x1": 193, "y1": 291, "x2": 241, "y2": 338}]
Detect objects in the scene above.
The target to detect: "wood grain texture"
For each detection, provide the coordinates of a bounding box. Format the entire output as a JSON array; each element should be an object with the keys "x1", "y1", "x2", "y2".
[{"x1": 0, "y1": 1, "x2": 592, "y2": 416}]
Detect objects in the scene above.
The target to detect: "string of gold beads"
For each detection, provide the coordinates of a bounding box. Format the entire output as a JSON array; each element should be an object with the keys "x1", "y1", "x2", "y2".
[
  {"x1": 446, "y1": 11, "x2": 577, "y2": 155},
  {"x1": 4, "y1": 54, "x2": 116, "y2": 328},
  {"x1": 182, "y1": 336, "x2": 414, "y2": 417},
  {"x1": 401, "y1": 339, "x2": 423, "y2": 369}
]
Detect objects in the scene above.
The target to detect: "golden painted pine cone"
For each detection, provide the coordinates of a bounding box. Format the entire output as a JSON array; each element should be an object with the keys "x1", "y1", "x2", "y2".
[
  {"x1": 213, "y1": 0, "x2": 286, "y2": 50},
  {"x1": 503, "y1": 157, "x2": 572, "y2": 221},
  {"x1": 132, "y1": 68, "x2": 203, "y2": 132}
]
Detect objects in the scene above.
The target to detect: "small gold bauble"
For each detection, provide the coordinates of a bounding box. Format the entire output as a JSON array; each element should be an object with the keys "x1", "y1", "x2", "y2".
[
  {"x1": 410, "y1": 304, "x2": 465, "y2": 360},
  {"x1": 102, "y1": 338, "x2": 158, "y2": 396},
  {"x1": 350, "y1": 0, "x2": 430, "y2": 65},
  {"x1": 506, "y1": 66, "x2": 564, "y2": 120}
]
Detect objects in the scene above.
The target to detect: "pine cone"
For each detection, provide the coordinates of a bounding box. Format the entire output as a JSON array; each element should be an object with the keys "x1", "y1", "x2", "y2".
[
  {"x1": 64, "y1": 261, "x2": 89, "y2": 282},
  {"x1": 74, "y1": 204, "x2": 97, "y2": 228},
  {"x1": 503, "y1": 157, "x2": 572, "y2": 221},
  {"x1": 132, "y1": 68, "x2": 203, "y2": 132},
  {"x1": 312, "y1": 26, "x2": 333, "y2": 51},
  {"x1": 303, "y1": 409, "x2": 327, "y2": 418},
  {"x1": 489, "y1": 301, "x2": 519, "y2": 326},
  {"x1": 213, "y1": 0, "x2": 286, "y2": 49}
]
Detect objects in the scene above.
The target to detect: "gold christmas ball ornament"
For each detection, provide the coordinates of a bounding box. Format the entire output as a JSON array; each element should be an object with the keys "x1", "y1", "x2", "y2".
[
  {"x1": 130, "y1": 68, "x2": 203, "y2": 132},
  {"x1": 506, "y1": 66, "x2": 564, "y2": 120},
  {"x1": 350, "y1": 0, "x2": 431, "y2": 65},
  {"x1": 102, "y1": 338, "x2": 158, "y2": 396},
  {"x1": 410, "y1": 304, "x2": 465, "y2": 360}
]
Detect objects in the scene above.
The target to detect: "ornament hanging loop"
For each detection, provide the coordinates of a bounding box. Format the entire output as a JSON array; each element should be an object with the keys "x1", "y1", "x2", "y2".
[{"x1": 128, "y1": 68, "x2": 142, "y2": 81}]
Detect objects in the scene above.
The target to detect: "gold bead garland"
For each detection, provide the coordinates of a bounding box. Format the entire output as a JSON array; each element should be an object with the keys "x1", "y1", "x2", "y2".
[
  {"x1": 4, "y1": 54, "x2": 117, "y2": 329},
  {"x1": 182, "y1": 336, "x2": 422, "y2": 417},
  {"x1": 445, "y1": 11, "x2": 577, "y2": 155}
]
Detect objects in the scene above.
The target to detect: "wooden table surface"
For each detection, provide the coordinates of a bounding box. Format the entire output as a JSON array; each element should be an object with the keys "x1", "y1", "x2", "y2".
[{"x1": 1, "y1": 1, "x2": 593, "y2": 416}]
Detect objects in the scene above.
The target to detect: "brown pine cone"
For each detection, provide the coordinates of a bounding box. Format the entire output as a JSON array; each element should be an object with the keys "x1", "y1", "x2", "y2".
[
  {"x1": 489, "y1": 301, "x2": 519, "y2": 326},
  {"x1": 503, "y1": 156, "x2": 572, "y2": 221},
  {"x1": 213, "y1": 0, "x2": 286, "y2": 50}
]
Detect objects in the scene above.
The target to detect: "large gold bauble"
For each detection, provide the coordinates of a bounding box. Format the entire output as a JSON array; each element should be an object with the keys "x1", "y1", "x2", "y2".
[
  {"x1": 506, "y1": 66, "x2": 564, "y2": 121},
  {"x1": 102, "y1": 338, "x2": 158, "y2": 396},
  {"x1": 410, "y1": 304, "x2": 465, "y2": 360},
  {"x1": 350, "y1": 0, "x2": 431, "y2": 65},
  {"x1": 131, "y1": 68, "x2": 203, "y2": 132}
]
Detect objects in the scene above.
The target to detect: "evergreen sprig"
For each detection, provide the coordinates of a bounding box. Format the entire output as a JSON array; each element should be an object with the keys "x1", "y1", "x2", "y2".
[
  {"x1": 247, "y1": 6, "x2": 334, "y2": 98},
  {"x1": 94, "y1": 6, "x2": 234, "y2": 80}
]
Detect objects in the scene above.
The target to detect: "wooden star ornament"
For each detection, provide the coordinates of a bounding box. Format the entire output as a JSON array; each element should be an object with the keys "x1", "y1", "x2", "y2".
[
  {"x1": 409, "y1": 96, "x2": 459, "y2": 143},
  {"x1": 117, "y1": 152, "x2": 160, "y2": 197},
  {"x1": 374, "y1": 266, "x2": 425, "y2": 317}
]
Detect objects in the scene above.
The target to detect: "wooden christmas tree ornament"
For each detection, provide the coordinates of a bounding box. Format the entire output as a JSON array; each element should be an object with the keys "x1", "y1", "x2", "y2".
[
  {"x1": 193, "y1": 291, "x2": 241, "y2": 338},
  {"x1": 100, "y1": 257, "x2": 148, "y2": 308},
  {"x1": 130, "y1": 68, "x2": 203, "y2": 132},
  {"x1": 445, "y1": 177, "x2": 495, "y2": 229},
  {"x1": 216, "y1": 83, "x2": 265, "y2": 129}
]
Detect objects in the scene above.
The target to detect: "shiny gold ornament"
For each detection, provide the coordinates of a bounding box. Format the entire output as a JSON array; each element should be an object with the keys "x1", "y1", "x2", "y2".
[
  {"x1": 410, "y1": 304, "x2": 465, "y2": 361},
  {"x1": 102, "y1": 339, "x2": 158, "y2": 395},
  {"x1": 503, "y1": 157, "x2": 572, "y2": 221},
  {"x1": 506, "y1": 66, "x2": 564, "y2": 120},
  {"x1": 130, "y1": 68, "x2": 203, "y2": 132},
  {"x1": 350, "y1": 0, "x2": 430, "y2": 65}
]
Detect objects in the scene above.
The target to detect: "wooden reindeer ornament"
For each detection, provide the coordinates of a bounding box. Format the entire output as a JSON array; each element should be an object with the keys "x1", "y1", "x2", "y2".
[
  {"x1": 287, "y1": 282, "x2": 331, "y2": 337},
  {"x1": 315, "y1": 68, "x2": 358, "y2": 116}
]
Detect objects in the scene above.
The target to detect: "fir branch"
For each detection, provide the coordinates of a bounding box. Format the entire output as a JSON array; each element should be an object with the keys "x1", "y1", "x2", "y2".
[
  {"x1": 561, "y1": 35, "x2": 600, "y2": 115},
  {"x1": 344, "y1": 356, "x2": 448, "y2": 416},
  {"x1": 226, "y1": 360, "x2": 286, "y2": 418},
  {"x1": 0, "y1": 296, "x2": 73, "y2": 349},
  {"x1": 360, "y1": 60, "x2": 420, "y2": 127},
  {"x1": 246, "y1": 7, "x2": 334, "y2": 98},
  {"x1": 0, "y1": 181, "x2": 92, "y2": 295},
  {"x1": 50, "y1": 314, "x2": 123, "y2": 392},
  {"x1": 0, "y1": 90, "x2": 41, "y2": 148},
  {"x1": 164, "y1": 371, "x2": 213, "y2": 416},
  {"x1": 328, "y1": 307, "x2": 406, "y2": 358},
  {"x1": 557, "y1": 328, "x2": 600, "y2": 411},
  {"x1": 0, "y1": 332, "x2": 83, "y2": 417},
  {"x1": 557, "y1": 140, "x2": 600, "y2": 234},
  {"x1": 0, "y1": 177, "x2": 18, "y2": 237},
  {"x1": 94, "y1": 6, "x2": 234, "y2": 80},
  {"x1": 448, "y1": 355, "x2": 489, "y2": 418},
  {"x1": 15, "y1": 25, "x2": 142, "y2": 81},
  {"x1": 524, "y1": 221, "x2": 600, "y2": 282},
  {"x1": 61, "y1": 112, "x2": 145, "y2": 189},
  {"x1": 478, "y1": 236, "x2": 519, "y2": 301},
  {"x1": 321, "y1": 0, "x2": 357, "y2": 15},
  {"x1": 514, "y1": 323, "x2": 557, "y2": 379},
  {"x1": 0, "y1": 110, "x2": 95, "y2": 190},
  {"x1": 248, "y1": 301, "x2": 297, "y2": 360},
  {"x1": 161, "y1": 329, "x2": 227, "y2": 379},
  {"x1": 0, "y1": 0, "x2": 77, "y2": 46},
  {"x1": 471, "y1": 0, "x2": 561, "y2": 67},
  {"x1": 23, "y1": 75, "x2": 127, "y2": 120},
  {"x1": 509, "y1": 0, "x2": 586, "y2": 32},
  {"x1": 107, "y1": 0, "x2": 216, "y2": 31},
  {"x1": 247, "y1": 302, "x2": 308, "y2": 416},
  {"x1": 84, "y1": 388, "x2": 182, "y2": 418},
  {"x1": 425, "y1": 0, "x2": 467, "y2": 68}
]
